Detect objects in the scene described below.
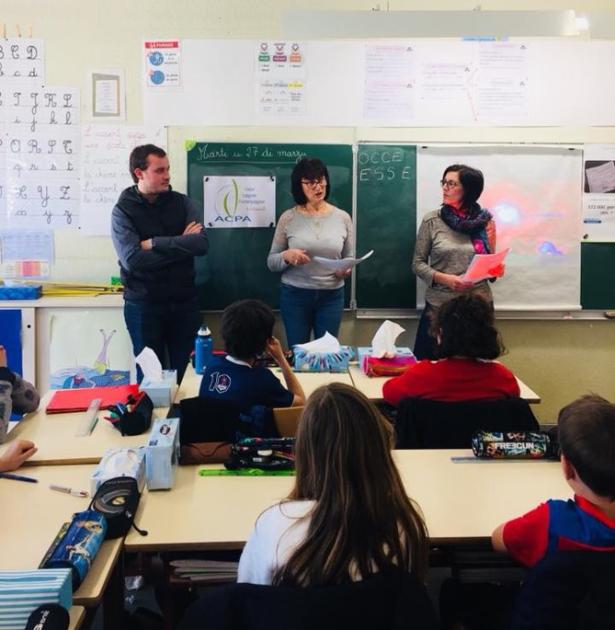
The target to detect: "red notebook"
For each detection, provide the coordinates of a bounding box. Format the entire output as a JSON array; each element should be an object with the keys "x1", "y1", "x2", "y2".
[{"x1": 46, "y1": 384, "x2": 139, "y2": 414}]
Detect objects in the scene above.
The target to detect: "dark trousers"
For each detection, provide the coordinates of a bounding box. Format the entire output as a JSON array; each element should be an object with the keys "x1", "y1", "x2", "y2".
[
  {"x1": 413, "y1": 302, "x2": 438, "y2": 360},
  {"x1": 279, "y1": 284, "x2": 344, "y2": 348},
  {"x1": 124, "y1": 298, "x2": 202, "y2": 383}
]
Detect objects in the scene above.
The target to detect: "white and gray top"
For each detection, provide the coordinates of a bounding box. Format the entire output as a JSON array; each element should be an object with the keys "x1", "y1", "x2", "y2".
[
  {"x1": 267, "y1": 206, "x2": 354, "y2": 290},
  {"x1": 412, "y1": 209, "x2": 492, "y2": 307}
]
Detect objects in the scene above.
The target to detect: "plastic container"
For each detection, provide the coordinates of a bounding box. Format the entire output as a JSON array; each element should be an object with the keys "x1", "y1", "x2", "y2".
[{"x1": 194, "y1": 326, "x2": 213, "y2": 374}]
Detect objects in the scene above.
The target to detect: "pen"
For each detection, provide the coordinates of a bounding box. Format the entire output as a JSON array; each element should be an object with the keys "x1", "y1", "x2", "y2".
[
  {"x1": 49, "y1": 483, "x2": 89, "y2": 498},
  {"x1": 0, "y1": 472, "x2": 38, "y2": 483},
  {"x1": 198, "y1": 468, "x2": 294, "y2": 477}
]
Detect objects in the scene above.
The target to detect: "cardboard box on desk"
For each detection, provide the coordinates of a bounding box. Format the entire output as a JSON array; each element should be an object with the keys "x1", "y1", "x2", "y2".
[
  {"x1": 145, "y1": 417, "x2": 180, "y2": 490},
  {"x1": 140, "y1": 369, "x2": 177, "y2": 407}
]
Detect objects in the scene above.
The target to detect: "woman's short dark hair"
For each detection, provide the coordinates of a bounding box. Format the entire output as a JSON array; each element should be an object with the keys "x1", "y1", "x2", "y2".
[
  {"x1": 443, "y1": 164, "x2": 484, "y2": 206},
  {"x1": 129, "y1": 144, "x2": 167, "y2": 183},
  {"x1": 432, "y1": 293, "x2": 503, "y2": 360},
  {"x1": 221, "y1": 299, "x2": 275, "y2": 360},
  {"x1": 290, "y1": 158, "x2": 331, "y2": 205},
  {"x1": 558, "y1": 394, "x2": 615, "y2": 500}
]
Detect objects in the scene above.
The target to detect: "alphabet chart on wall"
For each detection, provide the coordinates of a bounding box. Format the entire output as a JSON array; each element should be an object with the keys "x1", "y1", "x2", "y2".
[{"x1": 5, "y1": 86, "x2": 80, "y2": 228}]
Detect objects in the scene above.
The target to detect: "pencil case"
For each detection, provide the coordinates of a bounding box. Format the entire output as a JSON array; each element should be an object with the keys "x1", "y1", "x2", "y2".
[
  {"x1": 471, "y1": 430, "x2": 558, "y2": 460},
  {"x1": 41, "y1": 510, "x2": 107, "y2": 590},
  {"x1": 293, "y1": 346, "x2": 354, "y2": 372}
]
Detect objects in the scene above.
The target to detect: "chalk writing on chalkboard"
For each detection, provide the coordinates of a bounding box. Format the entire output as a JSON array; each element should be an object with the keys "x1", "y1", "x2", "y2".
[{"x1": 5, "y1": 87, "x2": 80, "y2": 228}]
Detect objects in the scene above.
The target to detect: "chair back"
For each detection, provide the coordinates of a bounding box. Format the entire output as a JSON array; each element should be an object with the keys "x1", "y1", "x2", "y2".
[
  {"x1": 272, "y1": 406, "x2": 304, "y2": 437},
  {"x1": 179, "y1": 569, "x2": 438, "y2": 630},
  {"x1": 395, "y1": 397, "x2": 539, "y2": 449},
  {"x1": 510, "y1": 551, "x2": 615, "y2": 630}
]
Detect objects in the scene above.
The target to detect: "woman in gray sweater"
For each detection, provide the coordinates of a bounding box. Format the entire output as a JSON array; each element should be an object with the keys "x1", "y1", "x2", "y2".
[
  {"x1": 267, "y1": 158, "x2": 353, "y2": 347},
  {"x1": 412, "y1": 164, "x2": 498, "y2": 360}
]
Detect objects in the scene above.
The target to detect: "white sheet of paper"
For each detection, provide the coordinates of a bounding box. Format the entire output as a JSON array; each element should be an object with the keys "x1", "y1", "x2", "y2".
[
  {"x1": 312, "y1": 250, "x2": 374, "y2": 271},
  {"x1": 461, "y1": 248, "x2": 510, "y2": 284}
]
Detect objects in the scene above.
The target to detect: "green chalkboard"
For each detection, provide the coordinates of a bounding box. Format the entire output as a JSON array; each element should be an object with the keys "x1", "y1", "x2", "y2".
[
  {"x1": 355, "y1": 144, "x2": 417, "y2": 309},
  {"x1": 187, "y1": 142, "x2": 353, "y2": 310},
  {"x1": 581, "y1": 242, "x2": 615, "y2": 309}
]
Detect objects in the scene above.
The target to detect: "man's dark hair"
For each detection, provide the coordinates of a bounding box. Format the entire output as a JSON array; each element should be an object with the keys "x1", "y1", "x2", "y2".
[
  {"x1": 221, "y1": 299, "x2": 275, "y2": 360},
  {"x1": 443, "y1": 164, "x2": 484, "y2": 206},
  {"x1": 558, "y1": 395, "x2": 615, "y2": 499},
  {"x1": 290, "y1": 157, "x2": 331, "y2": 205},
  {"x1": 433, "y1": 292, "x2": 503, "y2": 360},
  {"x1": 129, "y1": 144, "x2": 167, "y2": 183}
]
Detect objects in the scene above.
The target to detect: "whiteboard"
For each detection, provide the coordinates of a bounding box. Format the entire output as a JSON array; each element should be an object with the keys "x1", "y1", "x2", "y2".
[{"x1": 416, "y1": 145, "x2": 583, "y2": 310}]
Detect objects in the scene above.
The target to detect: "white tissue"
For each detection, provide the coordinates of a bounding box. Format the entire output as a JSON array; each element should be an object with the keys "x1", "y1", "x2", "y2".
[
  {"x1": 136, "y1": 346, "x2": 163, "y2": 381},
  {"x1": 294, "y1": 332, "x2": 341, "y2": 353},
  {"x1": 371, "y1": 320, "x2": 405, "y2": 358}
]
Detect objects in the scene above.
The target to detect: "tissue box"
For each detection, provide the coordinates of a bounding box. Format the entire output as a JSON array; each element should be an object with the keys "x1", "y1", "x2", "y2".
[
  {"x1": 293, "y1": 346, "x2": 354, "y2": 372},
  {"x1": 140, "y1": 369, "x2": 177, "y2": 407},
  {"x1": 145, "y1": 417, "x2": 180, "y2": 490},
  {"x1": 0, "y1": 569, "x2": 72, "y2": 628},
  {"x1": 90, "y1": 447, "x2": 146, "y2": 496},
  {"x1": 357, "y1": 347, "x2": 417, "y2": 377}
]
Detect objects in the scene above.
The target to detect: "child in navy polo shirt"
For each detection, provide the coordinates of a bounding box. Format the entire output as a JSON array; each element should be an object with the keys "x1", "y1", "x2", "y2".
[
  {"x1": 492, "y1": 395, "x2": 615, "y2": 566},
  {"x1": 198, "y1": 299, "x2": 305, "y2": 411}
]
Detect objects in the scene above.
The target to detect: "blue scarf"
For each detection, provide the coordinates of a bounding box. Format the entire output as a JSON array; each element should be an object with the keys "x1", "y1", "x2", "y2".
[{"x1": 440, "y1": 203, "x2": 492, "y2": 254}]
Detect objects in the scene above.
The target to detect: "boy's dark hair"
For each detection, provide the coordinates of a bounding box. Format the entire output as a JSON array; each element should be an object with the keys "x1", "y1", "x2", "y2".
[
  {"x1": 129, "y1": 144, "x2": 167, "y2": 183},
  {"x1": 558, "y1": 394, "x2": 615, "y2": 499},
  {"x1": 432, "y1": 292, "x2": 503, "y2": 360},
  {"x1": 221, "y1": 299, "x2": 275, "y2": 361},
  {"x1": 290, "y1": 158, "x2": 331, "y2": 205},
  {"x1": 442, "y1": 164, "x2": 484, "y2": 207}
]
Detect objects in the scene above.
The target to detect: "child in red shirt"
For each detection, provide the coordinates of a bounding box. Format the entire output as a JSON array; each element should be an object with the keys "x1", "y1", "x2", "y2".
[
  {"x1": 492, "y1": 395, "x2": 615, "y2": 566},
  {"x1": 382, "y1": 293, "x2": 519, "y2": 406}
]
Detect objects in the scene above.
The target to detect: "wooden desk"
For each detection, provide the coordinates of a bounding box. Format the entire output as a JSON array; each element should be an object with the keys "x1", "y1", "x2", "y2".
[
  {"x1": 175, "y1": 363, "x2": 354, "y2": 403},
  {"x1": 348, "y1": 365, "x2": 541, "y2": 404},
  {"x1": 0, "y1": 464, "x2": 123, "y2": 607},
  {"x1": 126, "y1": 450, "x2": 568, "y2": 551},
  {"x1": 1, "y1": 392, "x2": 168, "y2": 466},
  {"x1": 69, "y1": 606, "x2": 86, "y2": 630}
]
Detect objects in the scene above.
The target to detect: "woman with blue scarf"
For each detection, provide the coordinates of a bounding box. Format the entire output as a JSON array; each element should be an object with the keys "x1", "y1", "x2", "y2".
[{"x1": 412, "y1": 164, "x2": 499, "y2": 360}]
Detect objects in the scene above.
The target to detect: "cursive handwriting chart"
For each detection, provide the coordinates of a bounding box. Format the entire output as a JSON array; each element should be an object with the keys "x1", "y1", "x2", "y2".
[{"x1": 5, "y1": 86, "x2": 80, "y2": 228}]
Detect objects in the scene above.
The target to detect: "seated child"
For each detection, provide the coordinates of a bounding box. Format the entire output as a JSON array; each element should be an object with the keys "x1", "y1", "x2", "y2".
[
  {"x1": 237, "y1": 383, "x2": 428, "y2": 586},
  {"x1": 382, "y1": 293, "x2": 519, "y2": 406},
  {"x1": 492, "y1": 395, "x2": 615, "y2": 566},
  {"x1": 0, "y1": 345, "x2": 41, "y2": 443},
  {"x1": 198, "y1": 299, "x2": 305, "y2": 410}
]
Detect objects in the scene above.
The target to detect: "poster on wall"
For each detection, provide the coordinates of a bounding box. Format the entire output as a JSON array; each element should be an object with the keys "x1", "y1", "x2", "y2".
[
  {"x1": 203, "y1": 175, "x2": 276, "y2": 228},
  {"x1": 80, "y1": 124, "x2": 166, "y2": 235},
  {"x1": 416, "y1": 145, "x2": 583, "y2": 310},
  {"x1": 49, "y1": 311, "x2": 133, "y2": 389},
  {"x1": 582, "y1": 145, "x2": 615, "y2": 242},
  {"x1": 5, "y1": 86, "x2": 80, "y2": 228},
  {"x1": 144, "y1": 40, "x2": 181, "y2": 88},
  {"x1": 256, "y1": 41, "x2": 307, "y2": 116},
  {"x1": 0, "y1": 229, "x2": 54, "y2": 278}
]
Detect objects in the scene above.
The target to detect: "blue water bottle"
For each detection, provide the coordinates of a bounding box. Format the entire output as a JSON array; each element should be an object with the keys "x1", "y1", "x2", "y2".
[{"x1": 194, "y1": 326, "x2": 213, "y2": 375}]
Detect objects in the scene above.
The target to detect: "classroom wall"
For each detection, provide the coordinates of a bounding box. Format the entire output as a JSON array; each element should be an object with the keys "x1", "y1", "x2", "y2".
[{"x1": 3, "y1": 0, "x2": 615, "y2": 421}]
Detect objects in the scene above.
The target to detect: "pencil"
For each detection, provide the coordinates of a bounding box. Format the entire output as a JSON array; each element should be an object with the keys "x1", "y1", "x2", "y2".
[{"x1": 0, "y1": 472, "x2": 38, "y2": 483}]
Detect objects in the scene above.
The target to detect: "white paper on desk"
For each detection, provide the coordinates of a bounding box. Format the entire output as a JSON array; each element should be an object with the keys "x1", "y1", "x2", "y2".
[
  {"x1": 135, "y1": 346, "x2": 163, "y2": 381},
  {"x1": 312, "y1": 250, "x2": 374, "y2": 272},
  {"x1": 294, "y1": 332, "x2": 341, "y2": 354},
  {"x1": 461, "y1": 249, "x2": 510, "y2": 284},
  {"x1": 371, "y1": 320, "x2": 405, "y2": 358}
]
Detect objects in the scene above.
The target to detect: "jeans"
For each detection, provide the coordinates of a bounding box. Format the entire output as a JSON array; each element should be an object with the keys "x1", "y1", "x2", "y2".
[
  {"x1": 413, "y1": 302, "x2": 438, "y2": 360},
  {"x1": 279, "y1": 284, "x2": 344, "y2": 348},
  {"x1": 124, "y1": 298, "x2": 202, "y2": 383}
]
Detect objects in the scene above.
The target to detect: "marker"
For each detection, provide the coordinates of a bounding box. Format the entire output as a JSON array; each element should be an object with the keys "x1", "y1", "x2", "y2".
[
  {"x1": 0, "y1": 472, "x2": 38, "y2": 483},
  {"x1": 49, "y1": 483, "x2": 89, "y2": 498}
]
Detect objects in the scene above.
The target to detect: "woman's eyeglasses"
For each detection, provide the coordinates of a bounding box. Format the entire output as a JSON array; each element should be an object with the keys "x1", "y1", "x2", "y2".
[
  {"x1": 301, "y1": 177, "x2": 327, "y2": 189},
  {"x1": 440, "y1": 179, "x2": 460, "y2": 189}
]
